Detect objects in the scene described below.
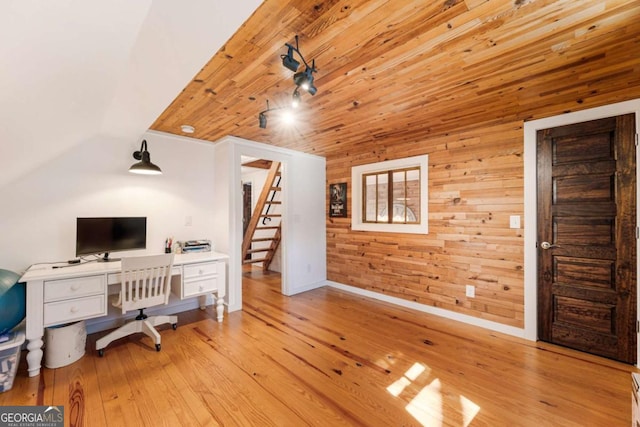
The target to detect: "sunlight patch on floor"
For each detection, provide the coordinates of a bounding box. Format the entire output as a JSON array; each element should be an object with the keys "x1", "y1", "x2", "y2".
[
  {"x1": 387, "y1": 362, "x2": 480, "y2": 427},
  {"x1": 386, "y1": 362, "x2": 428, "y2": 397},
  {"x1": 406, "y1": 378, "x2": 443, "y2": 426},
  {"x1": 459, "y1": 395, "x2": 481, "y2": 426}
]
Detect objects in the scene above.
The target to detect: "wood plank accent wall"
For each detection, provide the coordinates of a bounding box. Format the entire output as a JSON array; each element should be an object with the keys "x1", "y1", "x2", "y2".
[{"x1": 327, "y1": 120, "x2": 525, "y2": 327}]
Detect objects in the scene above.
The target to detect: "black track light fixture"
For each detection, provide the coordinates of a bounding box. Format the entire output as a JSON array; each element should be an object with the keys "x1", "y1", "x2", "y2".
[
  {"x1": 129, "y1": 139, "x2": 162, "y2": 175},
  {"x1": 258, "y1": 36, "x2": 318, "y2": 128},
  {"x1": 281, "y1": 35, "x2": 318, "y2": 96}
]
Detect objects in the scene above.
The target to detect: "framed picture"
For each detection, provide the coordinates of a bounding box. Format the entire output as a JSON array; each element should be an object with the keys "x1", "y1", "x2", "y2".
[{"x1": 329, "y1": 182, "x2": 347, "y2": 217}]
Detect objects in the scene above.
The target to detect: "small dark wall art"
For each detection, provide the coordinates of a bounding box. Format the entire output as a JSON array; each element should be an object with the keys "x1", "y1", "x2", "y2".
[{"x1": 329, "y1": 182, "x2": 347, "y2": 217}]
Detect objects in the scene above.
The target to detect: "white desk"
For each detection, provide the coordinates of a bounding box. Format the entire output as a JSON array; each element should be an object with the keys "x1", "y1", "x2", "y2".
[{"x1": 19, "y1": 252, "x2": 228, "y2": 377}]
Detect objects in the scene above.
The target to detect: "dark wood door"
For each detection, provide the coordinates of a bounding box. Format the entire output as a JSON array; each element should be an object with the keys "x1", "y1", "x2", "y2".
[{"x1": 537, "y1": 113, "x2": 637, "y2": 363}]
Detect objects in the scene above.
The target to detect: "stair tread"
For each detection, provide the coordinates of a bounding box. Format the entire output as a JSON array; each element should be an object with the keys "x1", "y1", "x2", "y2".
[{"x1": 243, "y1": 258, "x2": 268, "y2": 264}]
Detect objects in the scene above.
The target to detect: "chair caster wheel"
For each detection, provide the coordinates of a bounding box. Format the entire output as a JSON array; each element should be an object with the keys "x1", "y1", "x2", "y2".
[
  {"x1": 172, "y1": 323, "x2": 177, "y2": 330},
  {"x1": 155, "y1": 344, "x2": 161, "y2": 352},
  {"x1": 98, "y1": 349, "x2": 104, "y2": 357}
]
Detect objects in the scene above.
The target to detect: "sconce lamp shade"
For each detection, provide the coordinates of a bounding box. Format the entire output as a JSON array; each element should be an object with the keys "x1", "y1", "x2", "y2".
[{"x1": 129, "y1": 140, "x2": 162, "y2": 175}]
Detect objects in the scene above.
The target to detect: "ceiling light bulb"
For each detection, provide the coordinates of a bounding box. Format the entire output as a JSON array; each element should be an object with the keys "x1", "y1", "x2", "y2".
[
  {"x1": 292, "y1": 89, "x2": 301, "y2": 108},
  {"x1": 181, "y1": 125, "x2": 195, "y2": 134},
  {"x1": 280, "y1": 110, "x2": 295, "y2": 125}
]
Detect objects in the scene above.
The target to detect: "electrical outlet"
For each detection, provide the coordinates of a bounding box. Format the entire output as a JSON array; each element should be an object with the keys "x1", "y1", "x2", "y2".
[
  {"x1": 509, "y1": 215, "x2": 520, "y2": 229},
  {"x1": 466, "y1": 285, "x2": 475, "y2": 298}
]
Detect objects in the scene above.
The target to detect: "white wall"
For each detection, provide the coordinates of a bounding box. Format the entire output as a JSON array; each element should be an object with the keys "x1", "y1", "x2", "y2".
[
  {"x1": 0, "y1": 131, "x2": 217, "y2": 274},
  {"x1": 284, "y1": 153, "x2": 327, "y2": 294},
  {"x1": 0, "y1": 1, "x2": 261, "y2": 187}
]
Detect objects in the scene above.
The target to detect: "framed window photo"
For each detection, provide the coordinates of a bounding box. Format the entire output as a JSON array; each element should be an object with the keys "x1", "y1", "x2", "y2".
[{"x1": 329, "y1": 182, "x2": 347, "y2": 217}]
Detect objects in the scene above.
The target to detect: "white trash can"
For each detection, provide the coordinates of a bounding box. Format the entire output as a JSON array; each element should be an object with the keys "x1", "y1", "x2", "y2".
[{"x1": 44, "y1": 321, "x2": 86, "y2": 369}]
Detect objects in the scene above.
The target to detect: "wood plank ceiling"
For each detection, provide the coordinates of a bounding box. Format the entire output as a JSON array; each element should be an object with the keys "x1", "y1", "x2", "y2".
[{"x1": 150, "y1": 0, "x2": 640, "y2": 159}]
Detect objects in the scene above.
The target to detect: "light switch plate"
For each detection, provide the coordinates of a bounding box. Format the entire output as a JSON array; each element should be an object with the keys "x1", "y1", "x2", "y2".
[
  {"x1": 509, "y1": 215, "x2": 520, "y2": 229},
  {"x1": 466, "y1": 285, "x2": 475, "y2": 298}
]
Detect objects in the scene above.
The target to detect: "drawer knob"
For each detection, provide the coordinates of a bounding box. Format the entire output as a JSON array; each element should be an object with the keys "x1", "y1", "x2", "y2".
[
  {"x1": 71, "y1": 284, "x2": 80, "y2": 291},
  {"x1": 70, "y1": 306, "x2": 78, "y2": 313},
  {"x1": 198, "y1": 269, "x2": 204, "y2": 275},
  {"x1": 199, "y1": 285, "x2": 204, "y2": 291}
]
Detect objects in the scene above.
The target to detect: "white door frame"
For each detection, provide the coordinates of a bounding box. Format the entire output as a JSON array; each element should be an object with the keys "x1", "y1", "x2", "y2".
[{"x1": 523, "y1": 99, "x2": 640, "y2": 365}]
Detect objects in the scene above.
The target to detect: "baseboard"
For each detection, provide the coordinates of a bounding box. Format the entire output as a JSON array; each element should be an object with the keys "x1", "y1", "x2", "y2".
[
  {"x1": 285, "y1": 279, "x2": 326, "y2": 296},
  {"x1": 324, "y1": 280, "x2": 527, "y2": 339}
]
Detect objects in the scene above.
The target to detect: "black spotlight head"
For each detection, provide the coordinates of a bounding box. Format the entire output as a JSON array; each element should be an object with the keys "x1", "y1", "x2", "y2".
[
  {"x1": 282, "y1": 46, "x2": 300, "y2": 72},
  {"x1": 259, "y1": 112, "x2": 267, "y2": 129},
  {"x1": 293, "y1": 71, "x2": 309, "y2": 88},
  {"x1": 294, "y1": 66, "x2": 317, "y2": 95}
]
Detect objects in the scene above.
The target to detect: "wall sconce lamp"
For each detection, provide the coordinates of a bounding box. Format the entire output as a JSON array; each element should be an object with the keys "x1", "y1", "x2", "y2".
[{"x1": 129, "y1": 139, "x2": 162, "y2": 175}]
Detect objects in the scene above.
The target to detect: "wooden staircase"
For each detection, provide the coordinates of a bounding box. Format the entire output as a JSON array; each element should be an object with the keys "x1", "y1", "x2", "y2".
[{"x1": 242, "y1": 161, "x2": 282, "y2": 270}]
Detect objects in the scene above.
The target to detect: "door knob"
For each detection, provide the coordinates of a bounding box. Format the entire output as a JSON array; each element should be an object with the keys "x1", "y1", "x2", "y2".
[{"x1": 540, "y1": 241, "x2": 558, "y2": 250}]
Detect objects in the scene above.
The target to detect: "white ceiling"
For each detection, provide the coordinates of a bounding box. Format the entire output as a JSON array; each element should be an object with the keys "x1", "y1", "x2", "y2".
[{"x1": 0, "y1": 0, "x2": 261, "y2": 184}]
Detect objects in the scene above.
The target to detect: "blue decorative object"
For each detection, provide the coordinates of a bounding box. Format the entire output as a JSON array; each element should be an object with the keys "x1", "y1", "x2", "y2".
[{"x1": 0, "y1": 269, "x2": 26, "y2": 335}]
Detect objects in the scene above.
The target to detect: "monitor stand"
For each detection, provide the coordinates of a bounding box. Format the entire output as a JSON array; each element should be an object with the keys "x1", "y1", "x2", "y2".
[{"x1": 98, "y1": 252, "x2": 121, "y2": 262}]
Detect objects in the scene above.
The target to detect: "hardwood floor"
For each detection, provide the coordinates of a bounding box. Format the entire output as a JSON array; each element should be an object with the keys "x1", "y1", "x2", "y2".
[{"x1": 1, "y1": 268, "x2": 637, "y2": 426}]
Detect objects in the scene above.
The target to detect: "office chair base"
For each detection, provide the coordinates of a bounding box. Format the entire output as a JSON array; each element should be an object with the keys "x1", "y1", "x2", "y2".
[{"x1": 96, "y1": 314, "x2": 178, "y2": 356}]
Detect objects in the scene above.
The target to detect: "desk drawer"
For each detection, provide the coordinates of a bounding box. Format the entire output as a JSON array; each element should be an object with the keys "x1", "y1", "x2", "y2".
[
  {"x1": 44, "y1": 275, "x2": 106, "y2": 302},
  {"x1": 183, "y1": 261, "x2": 222, "y2": 280},
  {"x1": 44, "y1": 294, "x2": 107, "y2": 326},
  {"x1": 183, "y1": 276, "x2": 219, "y2": 297}
]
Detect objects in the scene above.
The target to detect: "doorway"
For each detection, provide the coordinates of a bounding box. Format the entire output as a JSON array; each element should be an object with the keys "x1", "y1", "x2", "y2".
[
  {"x1": 536, "y1": 114, "x2": 637, "y2": 363},
  {"x1": 240, "y1": 156, "x2": 284, "y2": 284}
]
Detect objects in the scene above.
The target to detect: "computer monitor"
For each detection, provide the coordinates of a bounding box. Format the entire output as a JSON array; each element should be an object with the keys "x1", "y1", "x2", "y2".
[{"x1": 76, "y1": 217, "x2": 147, "y2": 262}]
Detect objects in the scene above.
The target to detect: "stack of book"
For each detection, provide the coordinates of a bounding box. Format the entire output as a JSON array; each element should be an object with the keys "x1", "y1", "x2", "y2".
[{"x1": 182, "y1": 240, "x2": 212, "y2": 253}]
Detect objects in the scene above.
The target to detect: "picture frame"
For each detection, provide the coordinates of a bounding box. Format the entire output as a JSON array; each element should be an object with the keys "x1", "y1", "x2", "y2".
[{"x1": 329, "y1": 182, "x2": 347, "y2": 217}]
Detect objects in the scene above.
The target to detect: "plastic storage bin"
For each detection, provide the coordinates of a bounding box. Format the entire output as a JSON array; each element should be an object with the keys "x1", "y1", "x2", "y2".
[
  {"x1": 45, "y1": 320, "x2": 86, "y2": 369},
  {"x1": 0, "y1": 329, "x2": 25, "y2": 392}
]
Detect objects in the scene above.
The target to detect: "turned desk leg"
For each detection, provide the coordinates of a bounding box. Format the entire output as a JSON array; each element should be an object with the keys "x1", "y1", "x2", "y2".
[
  {"x1": 26, "y1": 279, "x2": 45, "y2": 377},
  {"x1": 216, "y1": 296, "x2": 224, "y2": 322},
  {"x1": 26, "y1": 337, "x2": 44, "y2": 377}
]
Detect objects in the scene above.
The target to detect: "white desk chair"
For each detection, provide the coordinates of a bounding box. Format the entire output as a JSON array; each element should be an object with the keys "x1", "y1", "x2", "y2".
[{"x1": 96, "y1": 254, "x2": 177, "y2": 356}]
